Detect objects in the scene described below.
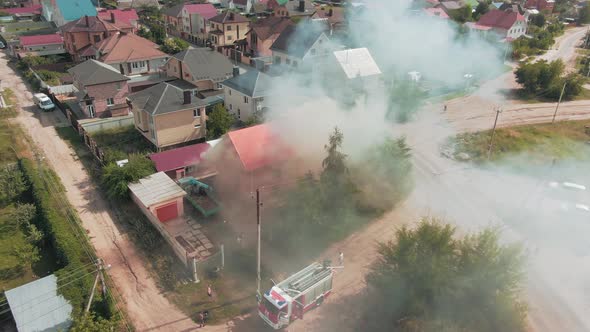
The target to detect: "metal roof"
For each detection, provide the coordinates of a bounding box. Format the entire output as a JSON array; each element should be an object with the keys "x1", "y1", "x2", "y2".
[
  {"x1": 68, "y1": 59, "x2": 129, "y2": 86},
  {"x1": 128, "y1": 172, "x2": 187, "y2": 207},
  {"x1": 333, "y1": 48, "x2": 382, "y2": 79},
  {"x1": 5, "y1": 274, "x2": 72, "y2": 332},
  {"x1": 221, "y1": 70, "x2": 273, "y2": 98}
]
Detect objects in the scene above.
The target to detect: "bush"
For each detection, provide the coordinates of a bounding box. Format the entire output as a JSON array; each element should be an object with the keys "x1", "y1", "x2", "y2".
[
  {"x1": 206, "y1": 103, "x2": 234, "y2": 140},
  {"x1": 0, "y1": 165, "x2": 27, "y2": 206},
  {"x1": 515, "y1": 60, "x2": 583, "y2": 100},
  {"x1": 160, "y1": 37, "x2": 189, "y2": 55},
  {"x1": 101, "y1": 154, "x2": 155, "y2": 200}
]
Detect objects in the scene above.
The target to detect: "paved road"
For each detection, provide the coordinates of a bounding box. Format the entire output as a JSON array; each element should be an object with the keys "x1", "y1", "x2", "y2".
[{"x1": 0, "y1": 54, "x2": 199, "y2": 331}]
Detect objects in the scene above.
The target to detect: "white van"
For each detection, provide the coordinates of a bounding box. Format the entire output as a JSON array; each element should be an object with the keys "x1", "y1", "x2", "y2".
[{"x1": 33, "y1": 93, "x2": 55, "y2": 111}]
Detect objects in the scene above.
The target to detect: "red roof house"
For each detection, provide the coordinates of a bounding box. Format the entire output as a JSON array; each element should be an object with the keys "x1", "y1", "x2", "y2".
[
  {"x1": 4, "y1": 5, "x2": 42, "y2": 15},
  {"x1": 209, "y1": 124, "x2": 298, "y2": 195},
  {"x1": 97, "y1": 9, "x2": 139, "y2": 31},
  {"x1": 150, "y1": 142, "x2": 212, "y2": 180},
  {"x1": 20, "y1": 33, "x2": 63, "y2": 47},
  {"x1": 184, "y1": 3, "x2": 218, "y2": 20},
  {"x1": 472, "y1": 10, "x2": 527, "y2": 40},
  {"x1": 16, "y1": 33, "x2": 65, "y2": 57}
]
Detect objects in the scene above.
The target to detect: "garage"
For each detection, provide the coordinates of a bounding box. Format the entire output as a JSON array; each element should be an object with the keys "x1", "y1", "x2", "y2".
[
  {"x1": 128, "y1": 172, "x2": 187, "y2": 223},
  {"x1": 156, "y1": 202, "x2": 178, "y2": 222}
]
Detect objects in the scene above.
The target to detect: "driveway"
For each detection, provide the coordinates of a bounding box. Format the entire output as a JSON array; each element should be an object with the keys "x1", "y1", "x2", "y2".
[{"x1": 0, "y1": 53, "x2": 199, "y2": 331}]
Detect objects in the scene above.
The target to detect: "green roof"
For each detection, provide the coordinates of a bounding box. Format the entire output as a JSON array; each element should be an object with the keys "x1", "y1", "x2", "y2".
[
  {"x1": 277, "y1": 0, "x2": 289, "y2": 5},
  {"x1": 56, "y1": 0, "x2": 97, "y2": 21}
]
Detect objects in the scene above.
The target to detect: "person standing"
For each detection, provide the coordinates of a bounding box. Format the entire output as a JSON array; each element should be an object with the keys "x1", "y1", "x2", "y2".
[
  {"x1": 339, "y1": 251, "x2": 344, "y2": 267},
  {"x1": 443, "y1": 104, "x2": 448, "y2": 112},
  {"x1": 199, "y1": 311, "x2": 205, "y2": 327},
  {"x1": 207, "y1": 284, "x2": 212, "y2": 298}
]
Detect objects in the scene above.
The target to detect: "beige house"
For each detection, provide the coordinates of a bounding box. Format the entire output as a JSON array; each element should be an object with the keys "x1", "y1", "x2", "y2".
[
  {"x1": 165, "y1": 47, "x2": 234, "y2": 93},
  {"x1": 221, "y1": 69, "x2": 272, "y2": 121},
  {"x1": 270, "y1": 24, "x2": 331, "y2": 69},
  {"x1": 130, "y1": 80, "x2": 208, "y2": 150},
  {"x1": 208, "y1": 11, "x2": 250, "y2": 50}
]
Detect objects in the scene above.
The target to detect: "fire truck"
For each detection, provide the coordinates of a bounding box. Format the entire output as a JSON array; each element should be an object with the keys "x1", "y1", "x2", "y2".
[{"x1": 258, "y1": 262, "x2": 334, "y2": 329}]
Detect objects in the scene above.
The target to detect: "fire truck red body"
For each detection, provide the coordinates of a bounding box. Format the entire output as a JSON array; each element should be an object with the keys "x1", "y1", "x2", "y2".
[{"x1": 258, "y1": 262, "x2": 334, "y2": 329}]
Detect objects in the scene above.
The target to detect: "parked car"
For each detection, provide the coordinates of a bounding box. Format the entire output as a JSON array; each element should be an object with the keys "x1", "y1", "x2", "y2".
[
  {"x1": 33, "y1": 93, "x2": 55, "y2": 111},
  {"x1": 0, "y1": 41, "x2": 5, "y2": 49}
]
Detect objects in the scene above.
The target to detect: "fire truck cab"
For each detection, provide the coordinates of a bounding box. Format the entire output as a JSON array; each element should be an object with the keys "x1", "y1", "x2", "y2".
[{"x1": 258, "y1": 262, "x2": 334, "y2": 329}]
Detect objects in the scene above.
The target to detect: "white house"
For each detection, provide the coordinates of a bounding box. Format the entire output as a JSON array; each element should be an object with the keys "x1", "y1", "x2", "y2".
[
  {"x1": 269, "y1": 24, "x2": 331, "y2": 69},
  {"x1": 472, "y1": 9, "x2": 527, "y2": 40},
  {"x1": 221, "y1": 69, "x2": 273, "y2": 121}
]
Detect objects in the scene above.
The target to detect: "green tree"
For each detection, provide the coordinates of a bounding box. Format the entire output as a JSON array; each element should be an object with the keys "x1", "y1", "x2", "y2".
[
  {"x1": 12, "y1": 203, "x2": 36, "y2": 227},
  {"x1": 102, "y1": 154, "x2": 155, "y2": 199},
  {"x1": 579, "y1": 4, "x2": 590, "y2": 24},
  {"x1": 70, "y1": 313, "x2": 118, "y2": 332},
  {"x1": 473, "y1": 1, "x2": 490, "y2": 20},
  {"x1": 16, "y1": 55, "x2": 51, "y2": 71},
  {"x1": 321, "y1": 127, "x2": 348, "y2": 182},
  {"x1": 206, "y1": 104, "x2": 234, "y2": 139},
  {"x1": 0, "y1": 166, "x2": 26, "y2": 206},
  {"x1": 515, "y1": 60, "x2": 564, "y2": 94},
  {"x1": 388, "y1": 80, "x2": 427, "y2": 123},
  {"x1": 160, "y1": 37, "x2": 189, "y2": 55},
  {"x1": 450, "y1": 4, "x2": 472, "y2": 23},
  {"x1": 364, "y1": 218, "x2": 527, "y2": 332},
  {"x1": 13, "y1": 242, "x2": 40, "y2": 266},
  {"x1": 354, "y1": 137, "x2": 412, "y2": 211}
]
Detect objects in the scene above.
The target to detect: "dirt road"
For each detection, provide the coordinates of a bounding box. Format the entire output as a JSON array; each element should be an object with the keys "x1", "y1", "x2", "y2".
[
  {"x1": 537, "y1": 26, "x2": 588, "y2": 69},
  {"x1": 0, "y1": 53, "x2": 199, "y2": 331}
]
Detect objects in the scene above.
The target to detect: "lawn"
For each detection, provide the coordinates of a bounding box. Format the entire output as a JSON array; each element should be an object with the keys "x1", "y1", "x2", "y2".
[
  {"x1": 450, "y1": 120, "x2": 590, "y2": 164},
  {"x1": 90, "y1": 125, "x2": 155, "y2": 162}
]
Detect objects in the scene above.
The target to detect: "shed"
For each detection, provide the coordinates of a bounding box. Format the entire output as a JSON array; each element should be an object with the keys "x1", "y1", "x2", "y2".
[
  {"x1": 5, "y1": 275, "x2": 73, "y2": 332},
  {"x1": 128, "y1": 172, "x2": 187, "y2": 222}
]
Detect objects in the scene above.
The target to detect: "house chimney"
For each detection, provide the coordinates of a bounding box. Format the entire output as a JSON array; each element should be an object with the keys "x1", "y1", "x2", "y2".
[
  {"x1": 328, "y1": 8, "x2": 333, "y2": 16},
  {"x1": 229, "y1": 12, "x2": 234, "y2": 20},
  {"x1": 299, "y1": 0, "x2": 305, "y2": 12},
  {"x1": 110, "y1": 12, "x2": 115, "y2": 23},
  {"x1": 183, "y1": 90, "x2": 191, "y2": 104},
  {"x1": 232, "y1": 66, "x2": 239, "y2": 77},
  {"x1": 85, "y1": 15, "x2": 89, "y2": 27}
]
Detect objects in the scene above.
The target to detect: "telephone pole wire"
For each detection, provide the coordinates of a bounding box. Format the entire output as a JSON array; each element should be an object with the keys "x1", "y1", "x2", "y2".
[{"x1": 552, "y1": 81, "x2": 567, "y2": 124}]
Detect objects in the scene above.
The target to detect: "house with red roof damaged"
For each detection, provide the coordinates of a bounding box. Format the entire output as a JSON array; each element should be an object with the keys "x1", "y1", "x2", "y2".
[
  {"x1": 206, "y1": 124, "x2": 302, "y2": 196},
  {"x1": 469, "y1": 9, "x2": 527, "y2": 41},
  {"x1": 14, "y1": 33, "x2": 65, "y2": 58}
]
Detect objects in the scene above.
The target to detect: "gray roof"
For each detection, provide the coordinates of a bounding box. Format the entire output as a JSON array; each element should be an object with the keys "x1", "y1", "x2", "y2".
[
  {"x1": 162, "y1": 3, "x2": 184, "y2": 17},
  {"x1": 128, "y1": 171, "x2": 186, "y2": 206},
  {"x1": 5, "y1": 274, "x2": 73, "y2": 332},
  {"x1": 270, "y1": 23, "x2": 327, "y2": 58},
  {"x1": 68, "y1": 59, "x2": 129, "y2": 86},
  {"x1": 172, "y1": 48, "x2": 233, "y2": 83},
  {"x1": 221, "y1": 70, "x2": 273, "y2": 98},
  {"x1": 130, "y1": 80, "x2": 208, "y2": 116}
]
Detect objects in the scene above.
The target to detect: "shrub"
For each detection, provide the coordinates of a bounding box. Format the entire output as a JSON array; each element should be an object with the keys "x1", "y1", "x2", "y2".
[{"x1": 101, "y1": 154, "x2": 155, "y2": 199}]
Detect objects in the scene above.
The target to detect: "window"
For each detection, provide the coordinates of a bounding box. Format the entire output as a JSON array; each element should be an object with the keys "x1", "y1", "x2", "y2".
[
  {"x1": 116, "y1": 82, "x2": 122, "y2": 90},
  {"x1": 229, "y1": 90, "x2": 232, "y2": 96},
  {"x1": 93, "y1": 35, "x2": 101, "y2": 43},
  {"x1": 132, "y1": 61, "x2": 146, "y2": 69},
  {"x1": 311, "y1": 48, "x2": 316, "y2": 55},
  {"x1": 194, "y1": 124, "x2": 201, "y2": 128},
  {"x1": 319, "y1": 39, "x2": 323, "y2": 44},
  {"x1": 106, "y1": 98, "x2": 114, "y2": 106},
  {"x1": 216, "y1": 83, "x2": 222, "y2": 89},
  {"x1": 229, "y1": 104, "x2": 233, "y2": 110},
  {"x1": 238, "y1": 109, "x2": 241, "y2": 119},
  {"x1": 244, "y1": 96, "x2": 249, "y2": 104},
  {"x1": 227, "y1": 35, "x2": 233, "y2": 41},
  {"x1": 227, "y1": 25, "x2": 232, "y2": 31},
  {"x1": 193, "y1": 109, "x2": 201, "y2": 117}
]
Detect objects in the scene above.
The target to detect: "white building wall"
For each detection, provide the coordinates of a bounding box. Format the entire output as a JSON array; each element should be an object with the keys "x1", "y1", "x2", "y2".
[{"x1": 223, "y1": 86, "x2": 258, "y2": 121}]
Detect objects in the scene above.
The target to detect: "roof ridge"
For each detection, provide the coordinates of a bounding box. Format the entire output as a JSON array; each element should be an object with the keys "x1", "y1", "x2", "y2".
[{"x1": 152, "y1": 83, "x2": 169, "y2": 115}]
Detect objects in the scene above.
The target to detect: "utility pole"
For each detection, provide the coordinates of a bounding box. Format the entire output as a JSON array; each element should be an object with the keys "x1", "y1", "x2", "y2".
[
  {"x1": 85, "y1": 259, "x2": 102, "y2": 313},
  {"x1": 487, "y1": 107, "x2": 502, "y2": 160},
  {"x1": 256, "y1": 188, "x2": 262, "y2": 297},
  {"x1": 552, "y1": 81, "x2": 567, "y2": 124}
]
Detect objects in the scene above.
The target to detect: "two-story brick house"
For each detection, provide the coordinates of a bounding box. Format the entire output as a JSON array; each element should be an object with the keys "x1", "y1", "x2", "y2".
[
  {"x1": 181, "y1": 3, "x2": 218, "y2": 45},
  {"x1": 95, "y1": 32, "x2": 169, "y2": 76},
  {"x1": 130, "y1": 80, "x2": 208, "y2": 150},
  {"x1": 268, "y1": 0, "x2": 315, "y2": 18},
  {"x1": 68, "y1": 59, "x2": 131, "y2": 118},
  {"x1": 162, "y1": 3, "x2": 184, "y2": 37},
  {"x1": 61, "y1": 15, "x2": 129, "y2": 62},
  {"x1": 208, "y1": 11, "x2": 250, "y2": 53},
  {"x1": 247, "y1": 16, "x2": 293, "y2": 58},
  {"x1": 165, "y1": 48, "x2": 233, "y2": 93}
]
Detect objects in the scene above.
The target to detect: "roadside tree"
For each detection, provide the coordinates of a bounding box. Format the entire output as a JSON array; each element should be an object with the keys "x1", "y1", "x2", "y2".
[
  {"x1": 206, "y1": 104, "x2": 234, "y2": 140},
  {"x1": 363, "y1": 218, "x2": 527, "y2": 332}
]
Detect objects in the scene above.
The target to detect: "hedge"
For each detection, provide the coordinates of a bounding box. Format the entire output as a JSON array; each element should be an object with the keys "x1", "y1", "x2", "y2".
[{"x1": 19, "y1": 158, "x2": 95, "y2": 315}]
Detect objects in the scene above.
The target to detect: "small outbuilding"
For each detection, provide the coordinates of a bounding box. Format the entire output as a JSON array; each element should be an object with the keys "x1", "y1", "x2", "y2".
[
  {"x1": 5, "y1": 275, "x2": 73, "y2": 332},
  {"x1": 129, "y1": 171, "x2": 186, "y2": 222}
]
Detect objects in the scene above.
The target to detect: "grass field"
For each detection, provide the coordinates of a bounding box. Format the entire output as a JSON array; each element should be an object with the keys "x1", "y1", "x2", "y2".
[
  {"x1": 90, "y1": 125, "x2": 154, "y2": 162},
  {"x1": 451, "y1": 120, "x2": 590, "y2": 164}
]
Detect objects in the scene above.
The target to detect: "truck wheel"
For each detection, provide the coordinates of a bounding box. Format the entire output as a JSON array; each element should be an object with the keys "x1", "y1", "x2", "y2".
[{"x1": 316, "y1": 296, "x2": 324, "y2": 307}]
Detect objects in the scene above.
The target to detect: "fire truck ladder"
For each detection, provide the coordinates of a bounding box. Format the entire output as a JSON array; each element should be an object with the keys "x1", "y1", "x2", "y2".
[{"x1": 288, "y1": 267, "x2": 331, "y2": 293}]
